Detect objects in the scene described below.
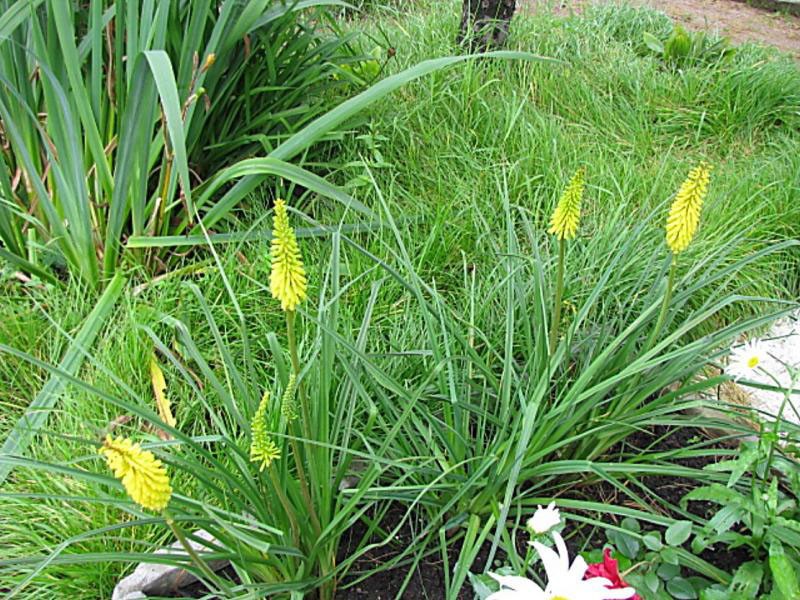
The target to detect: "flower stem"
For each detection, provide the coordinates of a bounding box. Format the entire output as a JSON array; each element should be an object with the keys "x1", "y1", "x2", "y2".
[
  {"x1": 165, "y1": 514, "x2": 231, "y2": 595},
  {"x1": 762, "y1": 368, "x2": 799, "y2": 491},
  {"x1": 268, "y1": 465, "x2": 301, "y2": 547},
  {"x1": 286, "y1": 310, "x2": 313, "y2": 438},
  {"x1": 284, "y1": 310, "x2": 321, "y2": 538},
  {"x1": 548, "y1": 239, "x2": 566, "y2": 355}
]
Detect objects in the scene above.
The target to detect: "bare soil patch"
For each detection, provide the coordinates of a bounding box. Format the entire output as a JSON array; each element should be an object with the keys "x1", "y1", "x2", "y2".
[{"x1": 522, "y1": 0, "x2": 800, "y2": 58}]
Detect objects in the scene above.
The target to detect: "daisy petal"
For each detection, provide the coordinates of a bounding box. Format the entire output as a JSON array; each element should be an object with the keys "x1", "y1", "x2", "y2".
[
  {"x1": 567, "y1": 554, "x2": 589, "y2": 580},
  {"x1": 488, "y1": 573, "x2": 545, "y2": 595},
  {"x1": 531, "y1": 539, "x2": 569, "y2": 581},
  {"x1": 552, "y1": 531, "x2": 571, "y2": 574}
]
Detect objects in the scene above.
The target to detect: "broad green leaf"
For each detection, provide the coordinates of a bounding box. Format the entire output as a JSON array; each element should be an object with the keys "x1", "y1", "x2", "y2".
[
  {"x1": 622, "y1": 517, "x2": 641, "y2": 533},
  {"x1": 665, "y1": 521, "x2": 693, "y2": 546},
  {"x1": 658, "y1": 563, "x2": 681, "y2": 580},
  {"x1": 704, "y1": 442, "x2": 758, "y2": 488},
  {"x1": 769, "y1": 540, "x2": 800, "y2": 599},
  {"x1": 682, "y1": 483, "x2": 745, "y2": 508},
  {"x1": 667, "y1": 577, "x2": 698, "y2": 599},
  {"x1": 730, "y1": 561, "x2": 763, "y2": 596},
  {"x1": 607, "y1": 528, "x2": 640, "y2": 559},
  {"x1": 660, "y1": 546, "x2": 680, "y2": 565},
  {"x1": 643, "y1": 31, "x2": 665, "y2": 54},
  {"x1": 643, "y1": 531, "x2": 664, "y2": 551},
  {"x1": 708, "y1": 505, "x2": 746, "y2": 535},
  {"x1": 700, "y1": 588, "x2": 730, "y2": 600},
  {"x1": 645, "y1": 570, "x2": 661, "y2": 593}
]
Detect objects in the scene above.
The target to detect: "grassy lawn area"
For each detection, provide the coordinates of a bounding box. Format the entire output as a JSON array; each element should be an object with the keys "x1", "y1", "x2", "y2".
[{"x1": 1, "y1": 1, "x2": 799, "y2": 598}]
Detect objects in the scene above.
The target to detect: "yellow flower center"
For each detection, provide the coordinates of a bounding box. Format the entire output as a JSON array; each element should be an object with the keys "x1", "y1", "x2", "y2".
[{"x1": 747, "y1": 356, "x2": 760, "y2": 369}]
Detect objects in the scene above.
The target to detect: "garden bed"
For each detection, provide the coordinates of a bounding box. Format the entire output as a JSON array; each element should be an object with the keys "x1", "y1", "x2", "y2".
[{"x1": 2, "y1": 0, "x2": 800, "y2": 598}]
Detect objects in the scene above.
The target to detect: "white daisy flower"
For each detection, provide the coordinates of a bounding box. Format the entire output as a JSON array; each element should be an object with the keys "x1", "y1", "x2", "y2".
[
  {"x1": 727, "y1": 339, "x2": 769, "y2": 381},
  {"x1": 487, "y1": 532, "x2": 637, "y2": 600},
  {"x1": 526, "y1": 502, "x2": 561, "y2": 536}
]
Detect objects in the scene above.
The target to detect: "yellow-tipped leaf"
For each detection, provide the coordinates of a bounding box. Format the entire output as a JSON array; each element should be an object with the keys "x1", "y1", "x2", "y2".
[{"x1": 150, "y1": 355, "x2": 177, "y2": 429}]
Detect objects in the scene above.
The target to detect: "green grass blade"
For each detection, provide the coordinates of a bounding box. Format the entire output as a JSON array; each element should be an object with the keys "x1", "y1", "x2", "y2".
[
  {"x1": 143, "y1": 50, "x2": 193, "y2": 213},
  {"x1": 195, "y1": 157, "x2": 374, "y2": 229},
  {"x1": 0, "y1": 272, "x2": 126, "y2": 485},
  {"x1": 126, "y1": 220, "x2": 385, "y2": 248},
  {"x1": 203, "y1": 51, "x2": 558, "y2": 228},
  {"x1": 0, "y1": 0, "x2": 45, "y2": 38}
]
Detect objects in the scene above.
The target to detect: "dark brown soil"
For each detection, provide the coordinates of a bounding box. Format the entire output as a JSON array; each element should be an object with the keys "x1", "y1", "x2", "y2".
[
  {"x1": 168, "y1": 426, "x2": 748, "y2": 599},
  {"x1": 334, "y1": 506, "x2": 493, "y2": 599},
  {"x1": 333, "y1": 425, "x2": 750, "y2": 599}
]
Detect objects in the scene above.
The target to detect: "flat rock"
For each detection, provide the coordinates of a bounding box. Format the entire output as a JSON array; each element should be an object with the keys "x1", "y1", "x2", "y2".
[{"x1": 113, "y1": 529, "x2": 227, "y2": 600}]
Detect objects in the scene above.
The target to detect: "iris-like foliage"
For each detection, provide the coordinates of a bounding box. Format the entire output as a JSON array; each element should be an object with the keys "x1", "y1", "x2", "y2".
[
  {"x1": 666, "y1": 162, "x2": 712, "y2": 255},
  {"x1": 269, "y1": 200, "x2": 308, "y2": 312},
  {"x1": 249, "y1": 392, "x2": 281, "y2": 471},
  {"x1": 548, "y1": 168, "x2": 586, "y2": 241},
  {"x1": 100, "y1": 435, "x2": 172, "y2": 511}
]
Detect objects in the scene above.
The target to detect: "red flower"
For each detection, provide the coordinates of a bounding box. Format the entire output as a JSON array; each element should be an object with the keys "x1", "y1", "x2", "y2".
[{"x1": 585, "y1": 548, "x2": 642, "y2": 600}]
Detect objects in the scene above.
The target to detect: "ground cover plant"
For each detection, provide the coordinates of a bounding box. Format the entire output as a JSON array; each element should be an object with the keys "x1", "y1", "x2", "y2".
[{"x1": 1, "y1": 0, "x2": 800, "y2": 598}]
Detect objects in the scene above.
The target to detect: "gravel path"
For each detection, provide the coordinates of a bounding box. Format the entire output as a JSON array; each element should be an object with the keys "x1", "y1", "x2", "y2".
[{"x1": 521, "y1": 0, "x2": 800, "y2": 58}]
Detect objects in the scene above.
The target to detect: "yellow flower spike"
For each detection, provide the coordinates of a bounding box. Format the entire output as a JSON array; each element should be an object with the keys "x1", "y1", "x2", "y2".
[
  {"x1": 548, "y1": 168, "x2": 586, "y2": 241},
  {"x1": 666, "y1": 162, "x2": 712, "y2": 255},
  {"x1": 250, "y1": 391, "x2": 281, "y2": 471},
  {"x1": 280, "y1": 373, "x2": 299, "y2": 421},
  {"x1": 100, "y1": 435, "x2": 172, "y2": 511},
  {"x1": 269, "y1": 199, "x2": 308, "y2": 312}
]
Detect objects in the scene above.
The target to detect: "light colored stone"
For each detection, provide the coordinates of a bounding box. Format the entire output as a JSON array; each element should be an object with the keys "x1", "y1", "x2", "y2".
[
  {"x1": 729, "y1": 309, "x2": 800, "y2": 425},
  {"x1": 112, "y1": 529, "x2": 227, "y2": 600}
]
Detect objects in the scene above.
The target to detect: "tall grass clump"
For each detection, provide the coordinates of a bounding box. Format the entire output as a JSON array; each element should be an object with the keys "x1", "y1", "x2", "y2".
[
  {"x1": 337, "y1": 0, "x2": 800, "y2": 307},
  {"x1": 1, "y1": 165, "x2": 798, "y2": 597},
  {"x1": 0, "y1": 0, "x2": 378, "y2": 288},
  {"x1": 336, "y1": 166, "x2": 797, "y2": 596},
  {"x1": 0, "y1": 202, "x2": 404, "y2": 597},
  {"x1": 3, "y1": 1, "x2": 800, "y2": 597}
]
